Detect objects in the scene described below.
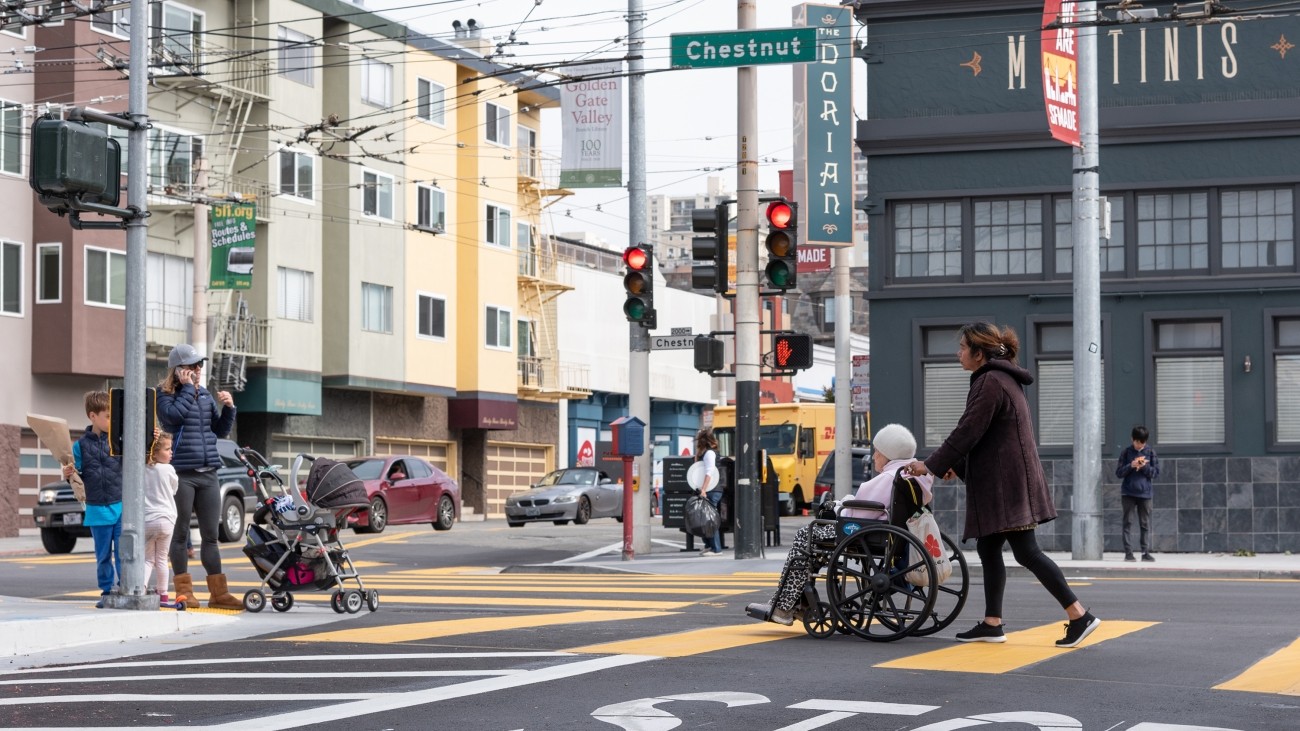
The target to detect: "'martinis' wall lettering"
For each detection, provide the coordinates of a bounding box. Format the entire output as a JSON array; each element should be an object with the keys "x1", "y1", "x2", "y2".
[{"x1": 1008, "y1": 22, "x2": 1239, "y2": 88}]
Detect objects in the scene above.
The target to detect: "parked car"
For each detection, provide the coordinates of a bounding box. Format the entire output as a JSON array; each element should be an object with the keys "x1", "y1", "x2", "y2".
[
  {"x1": 31, "y1": 438, "x2": 259, "y2": 555},
  {"x1": 343, "y1": 455, "x2": 460, "y2": 533},
  {"x1": 811, "y1": 445, "x2": 874, "y2": 510},
  {"x1": 503, "y1": 467, "x2": 624, "y2": 527}
]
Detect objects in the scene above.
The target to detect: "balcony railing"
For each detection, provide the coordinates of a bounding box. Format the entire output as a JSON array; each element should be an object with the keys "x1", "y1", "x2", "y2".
[
  {"x1": 517, "y1": 356, "x2": 591, "y2": 396},
  {"x1": 152, "y1": 38, "x2": 270, "y2": 99},
  {"x1": 518, "y1": 249, "x2": 561, "y2": 280},
  {"x1": 212, "y1": 311, "x2": 271, "y2": 360}
]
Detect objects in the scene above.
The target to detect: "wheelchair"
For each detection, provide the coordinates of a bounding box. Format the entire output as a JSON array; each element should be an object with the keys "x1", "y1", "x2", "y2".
[{"x1": 785, "y1": 471, "x2": 970, "y2": 642}]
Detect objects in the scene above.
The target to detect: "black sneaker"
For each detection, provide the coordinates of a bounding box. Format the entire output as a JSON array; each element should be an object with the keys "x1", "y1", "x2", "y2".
[
  {"x1": 955, "y1": 621, "x2": 1006, "y2": 643},
  {"x1": 1141, "y1": 553, "x2": 1156, "y2": 562},
  {"x1": 1056, "y1": 612, "x2": 1101, "y2": 648},
  {"x1": 1124, "y1": 553, "x2": 1136, "y2": 562}
]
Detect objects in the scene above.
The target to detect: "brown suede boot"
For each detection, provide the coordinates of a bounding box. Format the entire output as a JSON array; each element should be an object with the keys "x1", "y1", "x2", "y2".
[
  {"x1": 174, "y1": 573, "x2": 196, "y2": 608},
  {"x1": 205, "y1": 573, "x2": 244, "y2": 611}
]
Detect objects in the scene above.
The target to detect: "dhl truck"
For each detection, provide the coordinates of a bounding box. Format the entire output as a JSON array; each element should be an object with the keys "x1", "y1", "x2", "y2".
[{"x1": 710, "y1": 403, "x2": 836, "y2": 515}]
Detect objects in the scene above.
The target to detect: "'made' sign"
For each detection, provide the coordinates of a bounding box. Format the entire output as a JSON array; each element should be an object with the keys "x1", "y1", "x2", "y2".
[{"x1": 671, "y1": 27, "x2": 818, "y2": 69}]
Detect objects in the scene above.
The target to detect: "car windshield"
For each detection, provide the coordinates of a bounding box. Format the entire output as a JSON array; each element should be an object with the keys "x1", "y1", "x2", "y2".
[
  {"x1": 538, "y1": 470, "x2": 595, "y2": 487},
  {"x1": 345, "y1": 459, "x2": 386, "y2": 480},
  {"x1": 758, "y1": 425, "x2": 797, "y2": 455}
]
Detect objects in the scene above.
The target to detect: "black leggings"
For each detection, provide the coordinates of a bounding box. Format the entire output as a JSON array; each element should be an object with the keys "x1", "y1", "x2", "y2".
[
  {"x1": 975, "y1": 528, "x2": 1077, "y2": 618},
  {"x1": 170, "y1": 469, "x2": 222, "y2": 576}
]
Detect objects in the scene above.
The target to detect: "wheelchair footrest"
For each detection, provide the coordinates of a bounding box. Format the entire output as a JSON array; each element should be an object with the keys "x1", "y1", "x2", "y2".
[{"x1": 745, "y1": 602, "x2": 773, "y2": 622}]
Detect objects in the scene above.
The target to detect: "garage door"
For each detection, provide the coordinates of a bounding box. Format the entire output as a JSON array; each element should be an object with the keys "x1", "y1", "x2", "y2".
[
  {"x1": 374, "y1": 438, "x2": 456, "y2": 476},
  {"x1": 271, "y1": 435, "x2": 364, "y2": 483},
  {"x1": 485, "y1": 442, "x2": 550, "y2": 517}
]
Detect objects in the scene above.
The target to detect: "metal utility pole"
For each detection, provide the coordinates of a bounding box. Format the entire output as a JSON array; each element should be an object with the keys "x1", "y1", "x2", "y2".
[
  {"x1": 733, "y1": 0, "x2": 761, "y2": 559},
  {"x1": 1071, "y1": 1, "x2": 1103, "y2": 560},
  {"x1": 833, "y1": 247, "x2": 851, "y2": 497},
  {"x1": 191, "y1": 159, "x2": 210, "y2": 356},
  {"x1": 626, "y1": 0, "x2": 651, "y2": 558},
  {"x1": 106, "y1": 0, "x2": 155, "y2": 610}
]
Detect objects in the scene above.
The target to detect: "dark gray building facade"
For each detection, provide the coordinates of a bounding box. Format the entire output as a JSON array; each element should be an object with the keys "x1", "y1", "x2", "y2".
[{"x1": 855, "y1": 1, "x2": 1300, "y2": 552}]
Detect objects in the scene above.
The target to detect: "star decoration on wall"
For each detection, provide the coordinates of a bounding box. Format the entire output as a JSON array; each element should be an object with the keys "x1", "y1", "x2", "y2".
[
  {"x1": 1272, "y1": 35, "x2": 1294, "y2": 59},
  {"x1": 960, "y1": 51, "x2": 982, "y2": 77}
]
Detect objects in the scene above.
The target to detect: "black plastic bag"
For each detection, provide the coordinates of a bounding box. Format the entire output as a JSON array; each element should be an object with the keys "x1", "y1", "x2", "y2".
[{"x1": 683, "y1": 495, "x2": 720, "y2": 538}]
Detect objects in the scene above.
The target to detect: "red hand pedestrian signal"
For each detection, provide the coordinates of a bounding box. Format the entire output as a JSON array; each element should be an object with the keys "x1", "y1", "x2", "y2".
[{"x1": 771, "y1": 333, "x2": 812, "y2": 370}]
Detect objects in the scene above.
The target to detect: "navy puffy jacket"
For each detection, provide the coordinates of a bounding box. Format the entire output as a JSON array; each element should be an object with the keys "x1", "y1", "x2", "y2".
[
  {"x1": 77, "y1": 426, "x2": 122, "y2": 506},
  {"x1": 1115, "y1": 445, "x2": 1160, "y2": 499},
  {"x1": 157, "y1": 385, "x2": 236, "y2": 472}
]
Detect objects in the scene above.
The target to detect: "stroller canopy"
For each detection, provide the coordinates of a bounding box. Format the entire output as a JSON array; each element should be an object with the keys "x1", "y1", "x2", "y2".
[{"x1": 305, "y1": 458, "x2": 369, "y2": 508}]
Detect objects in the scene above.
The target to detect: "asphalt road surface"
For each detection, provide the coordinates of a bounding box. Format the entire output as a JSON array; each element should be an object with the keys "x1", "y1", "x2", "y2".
[{"x1": 1, "y1": 521, "x2": 1296, "y2": 730}]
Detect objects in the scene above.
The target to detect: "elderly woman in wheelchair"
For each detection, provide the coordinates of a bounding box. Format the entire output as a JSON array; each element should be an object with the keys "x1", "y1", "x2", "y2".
[{"x1": 745, "y1": 423, "x2": 968, "y2": 642}]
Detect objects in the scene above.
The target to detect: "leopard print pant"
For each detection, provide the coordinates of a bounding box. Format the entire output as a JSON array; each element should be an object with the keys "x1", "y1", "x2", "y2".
[{"x1": 769, "y1": 522, "x2": 839, "y2": 612}]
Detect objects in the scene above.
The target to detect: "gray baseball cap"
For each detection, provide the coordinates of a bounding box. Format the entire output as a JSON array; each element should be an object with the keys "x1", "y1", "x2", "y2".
[{"x1": 167, "y1": 343, "x2": 207, "y2": 369}]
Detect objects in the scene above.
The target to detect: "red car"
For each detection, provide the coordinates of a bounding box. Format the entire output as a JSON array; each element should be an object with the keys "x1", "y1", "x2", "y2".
[{"x1": 343, "y1": 455, "x2": 460, "y2": 533}]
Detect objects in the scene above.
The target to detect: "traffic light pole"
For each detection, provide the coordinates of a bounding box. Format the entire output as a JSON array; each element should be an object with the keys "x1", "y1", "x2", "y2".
[
  {"x1": 733, "y1": 0, "x2": 762, "y2": 559},
  {"x1": 626, "y1": 0, "x2": 652, "y2": 558}
]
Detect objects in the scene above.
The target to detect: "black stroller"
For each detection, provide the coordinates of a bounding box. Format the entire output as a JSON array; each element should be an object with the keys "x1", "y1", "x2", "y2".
[{"x1": 238, "y1": 448, "x2": 378, "y2": 614}]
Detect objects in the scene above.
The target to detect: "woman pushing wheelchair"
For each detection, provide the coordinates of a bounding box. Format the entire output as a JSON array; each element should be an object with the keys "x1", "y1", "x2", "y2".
[{"x1": 746, "y1": 423, "x2": 931, "y2": 626}]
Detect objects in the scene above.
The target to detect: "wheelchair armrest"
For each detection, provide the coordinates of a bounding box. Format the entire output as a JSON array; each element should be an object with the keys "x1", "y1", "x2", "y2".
[{"x1": 841, "y1": 499, "x2": 886, "y2": 511}]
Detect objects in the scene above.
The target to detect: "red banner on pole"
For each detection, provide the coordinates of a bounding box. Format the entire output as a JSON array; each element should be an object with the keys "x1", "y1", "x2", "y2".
[{"x1": 1041, "y1": 0, "x2": 1081, "y2": 147}]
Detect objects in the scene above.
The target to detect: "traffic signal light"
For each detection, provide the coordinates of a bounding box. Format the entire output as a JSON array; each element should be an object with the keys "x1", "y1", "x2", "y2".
[
  {"x1": 771, "y1": 332, "x2": 813, "y2": 370},
  {"x1": 622, "y1": 245, "x2": 656, "y2": 328},
  {"x1": 691, "y1": 203, "x2": 729, "y2": 293},
  {"x1": 763, "y1": 199, "x2": 798, "y2": 291},
  {"x1": 693, "y1": 335, "x2": 724, "y2": 373}
]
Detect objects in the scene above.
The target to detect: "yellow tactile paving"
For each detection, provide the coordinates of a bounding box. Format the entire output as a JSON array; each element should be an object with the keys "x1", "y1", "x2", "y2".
[
  {"x1": 1214, "y1": 636, "x2": 1300, "y2": 696},
  {"x1": 875, "y1": 620, "x2": 1158, "y2": 673},
  {"x1": 275, "y1": 609, "x2": 669, "y2": 644}
]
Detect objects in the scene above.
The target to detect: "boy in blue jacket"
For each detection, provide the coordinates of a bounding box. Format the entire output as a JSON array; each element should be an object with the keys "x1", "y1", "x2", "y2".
[
  {"x1": 1116, "y1": 425, "x2": 1160, "y2": 562},
  {"x1": 61, "y1": 391, "x2": 122, "y2": 607}
]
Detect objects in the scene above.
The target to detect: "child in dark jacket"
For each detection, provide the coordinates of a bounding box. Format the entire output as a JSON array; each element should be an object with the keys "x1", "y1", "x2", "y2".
[
  {"x1": 1116, "y1": 425, "x2": 1160, "y2": 562},
  {"x1": 62, "y1": 391, "x2": 122, "y2": 608}
]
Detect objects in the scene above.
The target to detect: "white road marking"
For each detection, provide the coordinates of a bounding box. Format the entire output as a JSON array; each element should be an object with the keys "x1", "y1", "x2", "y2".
[
  {"x1": 0, "y1": 693, "x2": 386, "y2": 707},
  {"x1": 0, "y1": 670, "x2": 522, "y2": 685},
  {"x1": 592, "y1": 691, "x2": 769, "y2": 731},
  {"x1": 771, "y1": 712, "x2": 858, "y2": 731},
  {"x1": 789, "y1": 699, "x2": 941, "y2": 716},
  {"x1": 0, "y1": 652, "x2": 572, "y2": 676},
  {"x1": 554, "y1": 541, "x2": 623, "y2": 563}
]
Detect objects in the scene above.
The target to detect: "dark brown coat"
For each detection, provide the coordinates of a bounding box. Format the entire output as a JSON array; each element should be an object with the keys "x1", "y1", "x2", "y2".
[{"x1": 924, "y1": 359, "x2": 1056, "y2": 541}]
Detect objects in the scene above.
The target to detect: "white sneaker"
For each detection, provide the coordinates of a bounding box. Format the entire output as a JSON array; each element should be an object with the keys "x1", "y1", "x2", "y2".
[{"x1": 698, "y1": 549, "x2": 722, "y2": 557}]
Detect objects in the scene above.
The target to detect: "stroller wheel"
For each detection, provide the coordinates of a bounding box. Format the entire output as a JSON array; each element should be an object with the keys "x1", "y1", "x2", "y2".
[
  {"x1": 366, "y1": 590, "x2": 380, "y2": 612},
  {"x1": 330, "y1": 590, "x2": 347, "y2": 614},
  {"x1": 271, "y1": 593, "x2": 295, "y2": 612},
  {"x1": 344, "y1": 589, "x2": 365, "y2": 614},
  {"x1": 243, "y1": 590, "x2": 266, "y2": 613}
]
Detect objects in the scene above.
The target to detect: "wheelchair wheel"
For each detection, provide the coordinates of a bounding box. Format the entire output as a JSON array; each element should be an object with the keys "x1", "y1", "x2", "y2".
[
  {"x1": 910, "y1": 533, "x2": 970, "y2": 637},
  {"x1": 826, "y1": 524, "x2": 938, "y2": 642},
  {"x1": 802, "y1": 601, "x2": 836, "y2": 639}
]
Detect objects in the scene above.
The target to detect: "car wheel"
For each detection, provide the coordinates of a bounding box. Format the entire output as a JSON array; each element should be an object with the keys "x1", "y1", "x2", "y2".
[
  {"x1": 433, "y1": 494, "x2": 455, "y2": 531},
  {"x1": 573, "y1": 496, "x2": 592, "y2": 525},
  {"x1": 218, "y1": 495, "x2": 245, "y2": 542},
  {"x1": 358, "y1": 497, "x2": 387, "y2": 534},
  {"x1": 40, "y1": 528, "x2": 76, "y2": 554}
]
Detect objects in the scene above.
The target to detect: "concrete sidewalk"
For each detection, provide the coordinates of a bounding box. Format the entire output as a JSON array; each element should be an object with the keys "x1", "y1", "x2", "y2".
[{"x1": 0, "y1": 529, "x2": 1294, "y2": 669}]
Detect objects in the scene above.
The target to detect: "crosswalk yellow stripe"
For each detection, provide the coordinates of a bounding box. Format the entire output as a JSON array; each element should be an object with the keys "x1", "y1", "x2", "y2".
[
  {"x1": 569, "y1": 622, "x2": 803, "y2": 657},
  {"x1": 226, "y1": 579, "x2": 758, "y2": 596},
  {"x1": 876, "y1": 620, "x2": 1158, "y2": 673},
  {"x1": 276, "y1": 609, "x2": 669, "y2": 644},
  {"x1": 1214, "y1": 636, "x2": 1300, "y2": 696},
  {"x1": 286, "y1": 593, "x2": 693, "y2": 610}
]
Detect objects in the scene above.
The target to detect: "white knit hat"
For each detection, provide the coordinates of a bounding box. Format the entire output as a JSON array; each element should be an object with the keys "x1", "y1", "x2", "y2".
[{"x1": 872, "y1": 423, "x2": 917, "y2": 462}]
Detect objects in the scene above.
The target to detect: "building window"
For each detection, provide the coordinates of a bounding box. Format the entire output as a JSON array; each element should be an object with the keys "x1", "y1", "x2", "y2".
[
  {"x1": 1274, "y1": 317, "x2": 1300, "y2": 444},
  {"x1": 0, "y1": 240, "x2": 19, "y2": 315},
  {"x1": 361, "y1": 59, "x2": 392, "y2": 107},
  {"x1": 417, "y1": 293, "x2": 445, "y2": 339},
  {"x1": 1034, "y1": 322, "x2": 1105, "y2": 447},
  {"x1": 152, "y1": 2, "x2": 203, "y2": 72},
  {"x1": 921, "y1": 325, "x2": 967, "y2": 448},
  {"x1": 85, "y1": 246, "x2": 126, "y2": 308},
  {"x1": 517, "y1": 318, "x2": 535, "y2": 358},
  {"x1": 145, "y1": 252, "x2": 193, "y2": 330},
  {"x1": 278, "y1": 149, "x2": 315, "y2": 201},
  {"x1": 1137, "y1": 192, "x2": 1209, "y2": 272},
  {"x1": 1154, "y1": 319, "x2": 1224, "y2": 444},
  {"x1": 485, "y1": 102, "x2": 510, "y2": 146},
  {"x1": 150, "y1": 127, "x2": 201, "y2": 190},
  {"x1": 486, "y1": 204, "x2": 511, "y2": 247},
  {"x1": 0, "y1": 101, "x2": 22, "y2": 176},
  {"x1": 486, "y1": 306, "x2": 511, "y2": 348},
  {"x1": 277, "y1": 26, "x2": 314, "y2": 86},
  {"x1": 277, "y1": 267, "x2": 313, "y2": 322},
  {"x1": 517, "y1": 125, "x2": 538, "y2": 178},
  {"x1": 894, "y1": 201, "x2": 961, "y2": 279},
  {"x1": 1054, "y1": 196, "x2": 1126, "y2": 275},
  {"x1": 1221, "y1": 188, "x2": 1294, "y2": 270},
  {"x1": 362, "y1": 170, "x2": 394, "y2": 220},
  {"x1": 361, "y1": 282, "x2": 392, "y2": 333},
  {"x1": 820, "y1": 296, "x2": 835, "y2": 332},
  {"x1": 973, "y1": 198, "x2": 1042, "y2": 277},
  {"x1": 416, "y1": 184, "x2": 445, "y2": 232},
  {"x1": 36, "y1": 243, "x2": 60, "y2": 303},
  {"x1": 91, "y1": 6, "x2": 129, "y2": 38},
  {"x1": 416, "y1": 78, "x2": 445, "y2": 125}
]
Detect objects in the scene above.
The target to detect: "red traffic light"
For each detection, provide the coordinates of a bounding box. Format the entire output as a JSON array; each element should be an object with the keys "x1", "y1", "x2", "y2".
[
  {"x1": 623, "y1": 246, "x2": 649, "y2": 271},
  {"x1": 766, "y1": 201, "x2": 793, "y2": 229}
]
